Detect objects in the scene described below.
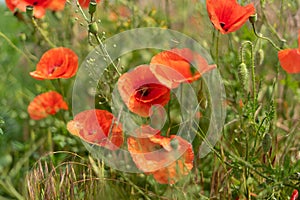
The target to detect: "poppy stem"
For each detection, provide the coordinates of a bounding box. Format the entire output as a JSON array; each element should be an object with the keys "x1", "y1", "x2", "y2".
[
  {"x1": 30, "y1": 17, "x2": 56, "y2": 48},
  {"x1": 93, "y1": 33, "x2": 121, "y2": 76},
  {"x1": 76, "y1": 0, "x2": 89, "y2": 22},
  {"x1": 0, "y1": 32, "x2": 34, "y2": 63},
  {"x1": 215, "y1": 30, "x2": 220, "y2": 66},
  {"x1": 251, "y1": 23, "x2": 281, "y2": 51}
]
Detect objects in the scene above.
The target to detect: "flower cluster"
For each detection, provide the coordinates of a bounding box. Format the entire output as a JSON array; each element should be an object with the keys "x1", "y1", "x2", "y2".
[{"x1": 66, "y1": 48, "x2": 215, "y2": 183}]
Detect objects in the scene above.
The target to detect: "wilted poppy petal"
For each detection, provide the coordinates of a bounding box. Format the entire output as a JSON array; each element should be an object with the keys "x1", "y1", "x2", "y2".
[
  {"x1": 28, "y1": 91, "x2": 68, "y2": 120},
  {"x1": 150, "y1": 48, "x2": 216, "y2": 88},
  {"x1": 206, "y1": 0, "x2": 255, "y2": 34},
  {"x1": 78, "y1": 0, "x2": 101, "y2": 8},
  {"x1": 127, "y1": 126, "x2": 194, "y2": 184},
  {"x1": 67, "y1": 109, "x2": 123, "y2": 151},
  {"x1": 30, "y1": 47, "x2": 79, "y2": 80},
  {"x1": 118, "y1": 65, "x2": 170, "y2": 117}
]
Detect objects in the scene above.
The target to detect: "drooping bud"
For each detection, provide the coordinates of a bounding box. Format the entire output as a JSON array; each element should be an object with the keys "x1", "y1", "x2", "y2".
[
  {"x1": 88, "y1": 22, "x2": 98, "y2": 34},
  {"x1": 238, "y1": 63, "x2": 249, "y2": 92},
  {"x1": 26, "y1": 6, "x2": 34, "y2": 18},
  {"x1": 249, "y1": 14, "x2": 257, "y2": 24}
]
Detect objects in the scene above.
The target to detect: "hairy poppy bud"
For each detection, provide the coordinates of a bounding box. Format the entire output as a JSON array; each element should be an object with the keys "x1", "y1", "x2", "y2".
[
  {"x1": 26, "y1": 6, "x2": 34, "y2": 18},
  {"x1": 89, "y1": 1, "x2": 97, "y2": 15},
  {"x1": 262, "y1": 133, "x2": 272, "y2": 153},
  {"x1": 88, "y1": 22, "x2": 98, "y2": 34},
  {"x1": 238, "y1": 63, "x2": 249, "y2": 92},
  {"x1": 249, "y1": 14, "x2": 257, "y2": 24},
  {"x1": 257, "y1": 49, "x2": 264, "y2": 66}
]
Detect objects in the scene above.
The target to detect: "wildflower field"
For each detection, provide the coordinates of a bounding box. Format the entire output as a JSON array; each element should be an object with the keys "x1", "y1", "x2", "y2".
[{"x1": 0, "y1": 0, "x2": 300, "y2": 199}]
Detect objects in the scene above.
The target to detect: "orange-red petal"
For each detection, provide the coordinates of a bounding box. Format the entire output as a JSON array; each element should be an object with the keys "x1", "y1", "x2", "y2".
[
  {"x1": 30, "y1": 47, "x2": 78, "y2": 80},
  {"x1": 127, "y1": 126, "x2": 194, "y2": 184},
  {"x1": 278, "y1": 49, "x2": 300, "y2": 74},
  {"x1": 118, "y1": 65, "x2": 170, "y2": 117},
  {"x1": 27, "y1": 91, "x2": 68, "y2": 120},
  {"x1": 67, "y1": 109, "x2": 124, "y2": 151},
  {"x1": 206, "y1": 0, "x2": 255, "y2": 34},
  {"x1": 150, "y1": 48, "x2": 216, "y2": 88}
]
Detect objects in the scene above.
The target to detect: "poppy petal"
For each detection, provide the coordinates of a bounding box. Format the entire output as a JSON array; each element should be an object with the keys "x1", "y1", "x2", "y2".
[
  {"x1": 67, "y1": 109, "x2": 124, "y2": 151},
  {"x1": 27, "y1": 91, "x2": 68, "y2": 120},
  {"x1": 127, "y1": 126, "x2": 194, "y2": 184},
  {"x1": 150, "y1": 48, "x2": 216, "y2": 88},
  {"x1": 206, "y1": 0, "x2": 255, "y2": 34},
  {"x1": 30, "y1": 47, "x2": 78, "y2": 80},
  {"x1": 278, "y1": 49, "x2": 300, "y2": 73},
  {"x1": 118, "y1": 65, "x2": 170, "y2": 117}
]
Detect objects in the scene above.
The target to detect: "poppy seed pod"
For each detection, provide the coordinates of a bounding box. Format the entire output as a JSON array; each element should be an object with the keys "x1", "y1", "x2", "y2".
[
  {"x1": 89, "y1": 22, "x2": 98, "y2": 34},
  {"x1": 238, "y1": 63, "x2": 249, "y2": 92}
]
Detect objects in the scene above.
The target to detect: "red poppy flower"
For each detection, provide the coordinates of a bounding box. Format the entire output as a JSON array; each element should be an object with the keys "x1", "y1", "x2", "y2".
[
  {"x1": 67, "y1": 109, "x2": 123, "y2": 151},
  {"x1": 150, "y1": 48, "x2": 216, "y2": 88},
  {"x1": 117, "y1": 65, "x2": 170, "y2": 117},
  {"x1": 30, "y1": 47, "x2": 79, "y2": 80},
  {"x1": 5, "y1": 0, "x2": 66, "y2": 18},
  {"x1": 6, "y1": 0, "x2": 50, "y2": 18},
  {"x1": 127, "y1": 125, "x2": 194, "y2": 184},
  {"x1": 278, "y1": 30, "x2": 300, "y2": 74},
  {"x1": 78, "y1": 0, "x2": 101, "y2": 8},
  {"x1": 27, "y1": 91, "x2": 68, "y2": 120},
  {"x1": 206, "y1": 0, "x2": 256, "y2": 34}
]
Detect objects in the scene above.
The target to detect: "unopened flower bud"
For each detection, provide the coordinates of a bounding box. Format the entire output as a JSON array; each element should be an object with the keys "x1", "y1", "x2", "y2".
[
  {"x1": 257, "y1": 49, "x2": 264, "y2": 66},
  {"x1": 89, "y1": 1, "x2": 97, "y2": 15},
  {"x1": 88, "y1": 22, "x2": 98, "y2": 34},
  {"x1": 249, "y1": 14, "x2": 257, "y2": 24},
  {"x1": 238, "y1": 63, "x2": 249, "y2": 92},
  {"x1": 26, "y1": 6, "x2": 34, "y2": 18}
]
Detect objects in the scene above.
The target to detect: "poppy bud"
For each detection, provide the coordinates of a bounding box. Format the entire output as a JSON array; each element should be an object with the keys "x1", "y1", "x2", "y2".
[
  {"x1": 280, "y1": 39, "x2": 286, "y2": 49},
  {"x1": 170, "y1": 138, "x2": 179, "y2": 150},
  {"x1": 89, "y1": 1, "x2": 97, "y2": 15},
  {"x1": 26, "y1": 6, "x2": 34, "y2": 18},
  {"x1": 88, "y1": 22, "x2": 98, "y2": 34},
  {"x1": 249, "y1": 14, "x2": 257, "y2": 24},
  {"x1": 238, "y1": 63, "x2": 249, "y2": 92},
  {"x1": 257, "y1": 49, "x2": 264, "y2": 66},
  {"x1": 262, "y1": 133, "x2": 272, "y2": 153}
]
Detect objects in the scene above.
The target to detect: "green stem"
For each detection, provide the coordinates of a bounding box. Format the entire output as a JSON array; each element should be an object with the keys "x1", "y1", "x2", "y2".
[
  {"x1": 215, "y1": 30, "x2": 220, "y2": 66},
  {"x1": 93, "y1": 33, "x2": 121, "y2": 76},
  {"x1": 30, "y1": 17, "x2": 56, "y2": 48},
  {"x1": 0, "y1": 32, "x2": 33, "y2": 63},
  {"x1": 251, "y1": 23, "x2": 281, "y2": 51}
]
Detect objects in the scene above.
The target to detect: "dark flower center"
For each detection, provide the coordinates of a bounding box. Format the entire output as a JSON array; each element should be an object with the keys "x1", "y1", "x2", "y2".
[
  {"x1": 220, "y1": 22, "x2": 229, "y2": 32},
  {"x1": 137, "y1": 86, "x2": 150, "y2": 97}
]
